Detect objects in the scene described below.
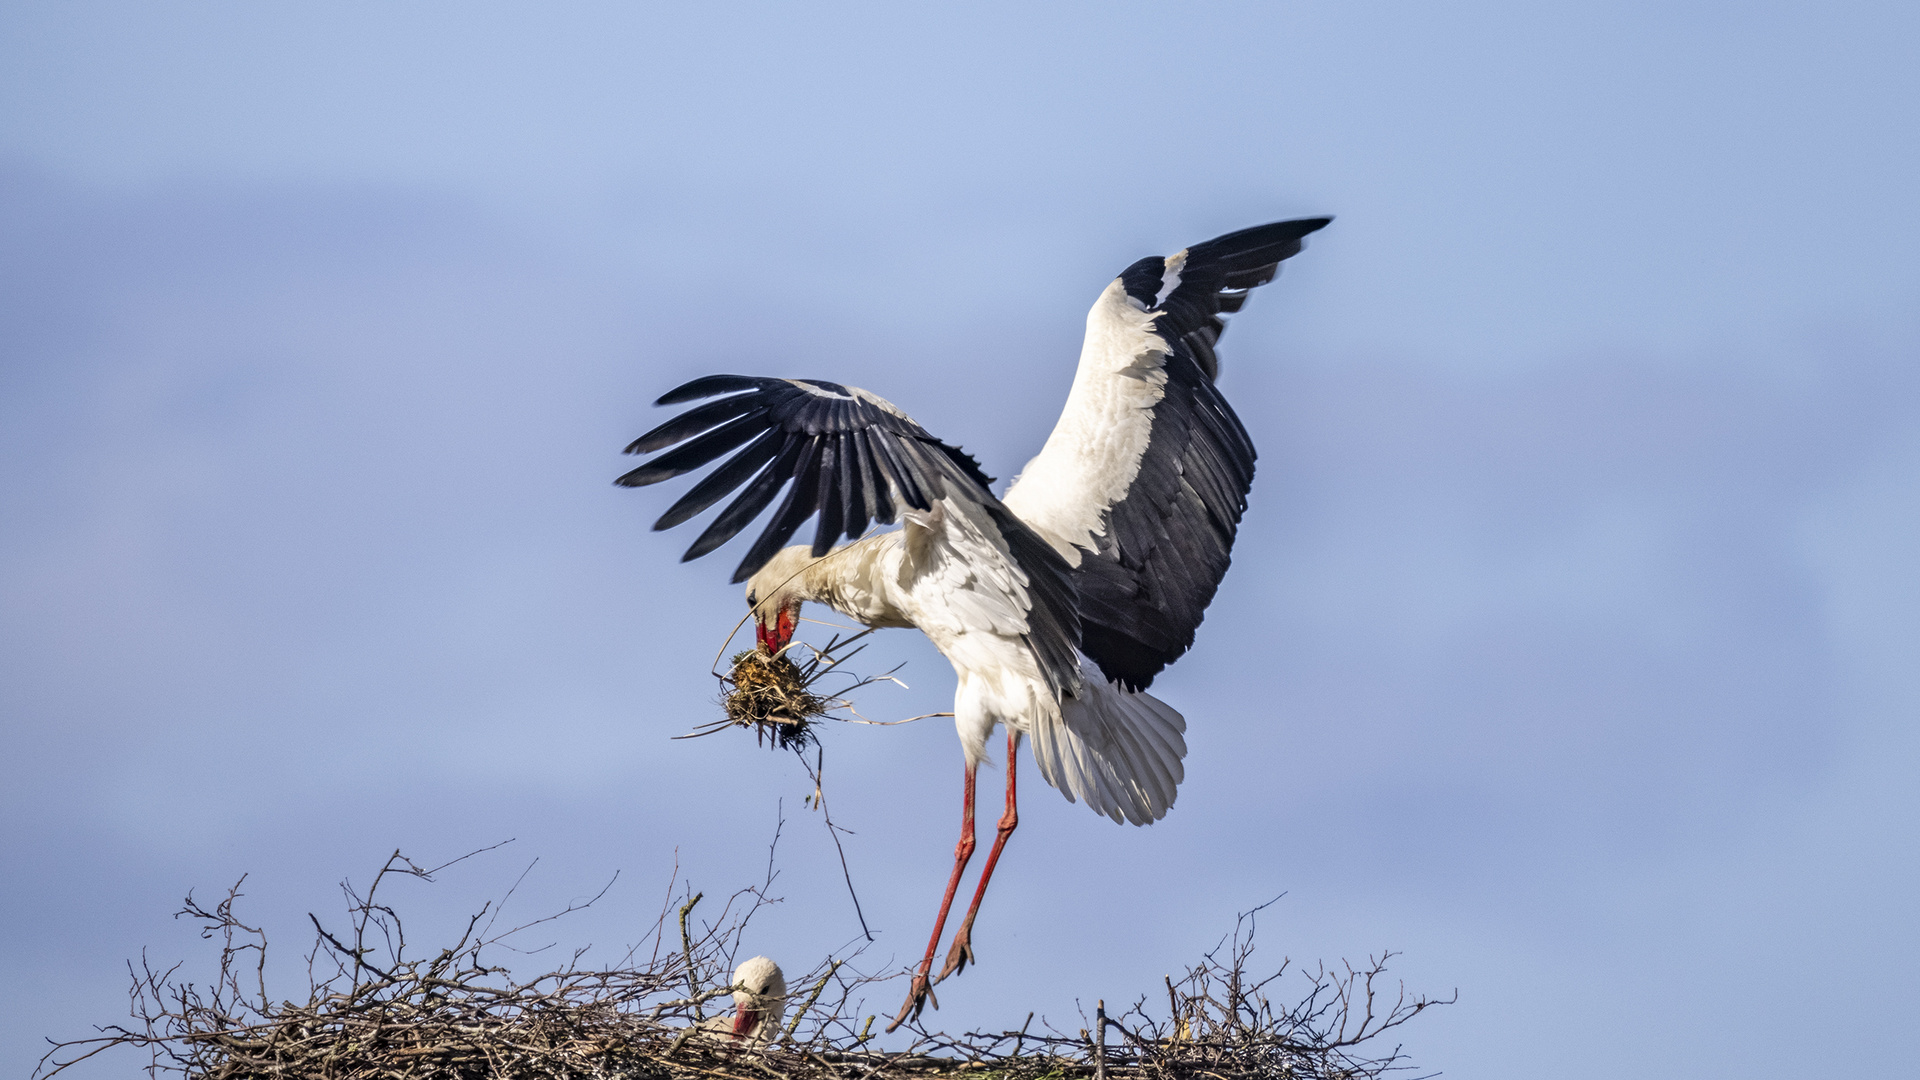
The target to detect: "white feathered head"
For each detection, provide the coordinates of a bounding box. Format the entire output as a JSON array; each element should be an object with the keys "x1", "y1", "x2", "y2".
[{"x1": 728, "y1": 955, "x2": 787, "y2": 1043}]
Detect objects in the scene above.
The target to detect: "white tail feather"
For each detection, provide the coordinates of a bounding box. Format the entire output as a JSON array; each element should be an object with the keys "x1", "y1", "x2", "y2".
[{"x1": 1028, "y1": 655, "x2": 1188, "y2": 825}]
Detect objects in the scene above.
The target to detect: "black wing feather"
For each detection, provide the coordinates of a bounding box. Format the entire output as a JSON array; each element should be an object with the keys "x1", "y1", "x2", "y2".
[
  {"x1": 811, "y1": 437, "x2": 845, "y2": 558},
  {"x1": 619, "y1": 376, "x2": 994, "y2": 582},
  {"x1": 835, "y1": 433, "x2": 867, "y2": 541},
  {"x1": 1153, "y1": 216, "x2": 1330, "y2": 381},
  {"x1": 625, "y1": 395, "x2": 767, "y2": 455},
  {"x1": 864, "y1": 424, "x2": 931, "y2": 511},
  {"x1": 651, "y1": 427, "x2": 782, "y2": 530},
  {"x1": 657, "y1": 374, "x2": 764, "y2": 405},
  {"x1": 857, "y1": 432, "x2": 897, "y2": 524},
  {"x1": 615, "y1": 410, "x2": 769, "y2": 487},
  {"x1": 684, "y1": 435, "x2": 804, "y2": 561},
  {"x1": 738, "y1": 437, "x2": 825, "y2": 576}
]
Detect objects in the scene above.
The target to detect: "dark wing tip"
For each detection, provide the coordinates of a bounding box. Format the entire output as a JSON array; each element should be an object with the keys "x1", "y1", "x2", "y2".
[
  {"x1": 1184, "y1": 217, "x2": 1333, "y2": 267},
  {"x1": 614, "y1": 465, "x2": 663, "y2": 487},
  {"x1": 941, "y1": 444, "x2": 996, "y2": 491},
  {"x1": 654, "y1": 374, "x2": 766, "y2": 406},
  {"x1": 1245, "y1": 215, "x2": 1333, "y2": 240}
]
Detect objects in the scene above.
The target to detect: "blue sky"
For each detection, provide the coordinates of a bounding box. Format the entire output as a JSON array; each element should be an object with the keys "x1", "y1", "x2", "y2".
[{"x1": 3, "y1": 4, "x2": 1917, "y2": 1077}]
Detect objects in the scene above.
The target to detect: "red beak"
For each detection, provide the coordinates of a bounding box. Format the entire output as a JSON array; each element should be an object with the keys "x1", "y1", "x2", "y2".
[
  {"x1": 730, "y1": 1005, "x2": 760, "y2": 1039},
  {"x1": 755, "y1": 606, "x2": 797, "y2": 655}
]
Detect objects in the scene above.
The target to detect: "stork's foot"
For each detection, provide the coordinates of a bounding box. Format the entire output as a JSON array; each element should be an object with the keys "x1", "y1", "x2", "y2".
[
  {"x1": 886, "y1": 973, "x2": 937, "y2": 1032},
  {"x1": 936, "y1": 919, "x2": 977, "y2": 983}
]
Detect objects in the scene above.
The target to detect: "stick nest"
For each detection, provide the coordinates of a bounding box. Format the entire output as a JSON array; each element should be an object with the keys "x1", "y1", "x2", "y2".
[{"x1": 39, "y1": 850, "x2": 1452, "y2": 1080}]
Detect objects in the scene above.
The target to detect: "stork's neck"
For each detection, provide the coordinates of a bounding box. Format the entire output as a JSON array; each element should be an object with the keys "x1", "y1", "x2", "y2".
[{"x1": 790, "y1": 536, "x2": 912, "y2": 629}]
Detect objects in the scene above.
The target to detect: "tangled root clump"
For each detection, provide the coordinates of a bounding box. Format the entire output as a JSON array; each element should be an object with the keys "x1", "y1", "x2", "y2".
[
  {"x1": 692, "y1": 628, "x2": 902, "y2": 751},
  {"x1": 721, "y1": 648, "x2": 831, "y2": 750}
]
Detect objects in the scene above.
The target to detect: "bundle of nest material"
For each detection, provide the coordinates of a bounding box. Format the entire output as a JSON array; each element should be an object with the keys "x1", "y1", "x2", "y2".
[
  {"x1": 720, "y1": 649, "x2": 828, "y2": 750},
  {"x1": 702, "y1": 632, "x2": 891, "y2": 751},
  {"x1": 41, "y1": 852, "x2": 1449, "y2": 1080}
]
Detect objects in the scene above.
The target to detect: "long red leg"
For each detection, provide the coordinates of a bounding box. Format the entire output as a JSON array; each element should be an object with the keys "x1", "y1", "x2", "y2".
[
  {"x1": 937, "y1": 730, "x2": 1020, "y2": 983},
  {"x1": 887, "y1": 761, "x2": 977, "y2": 1032}
]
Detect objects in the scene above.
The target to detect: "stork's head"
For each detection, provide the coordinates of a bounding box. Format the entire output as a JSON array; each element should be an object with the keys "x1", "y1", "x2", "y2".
[
  {"x1": 728, "y1": 955, "x2": 787, "y2": 1042},
  {"x1": 745, "y1": 547, "x2": 813, "y2": 655}
]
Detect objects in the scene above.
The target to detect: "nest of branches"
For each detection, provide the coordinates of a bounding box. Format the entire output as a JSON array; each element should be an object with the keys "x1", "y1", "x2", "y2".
[
  {"x1": 692, "y1": 631, "x2": 906, "y2": 752},
  {"x1": 40, "y1": 849, "x2": 1450, "y2": 1080}
]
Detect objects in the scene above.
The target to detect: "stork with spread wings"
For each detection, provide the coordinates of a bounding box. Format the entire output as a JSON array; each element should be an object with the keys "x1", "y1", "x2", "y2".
[{"x1": 619, "y1": 217, "x2": 1331, "y2": 1028}]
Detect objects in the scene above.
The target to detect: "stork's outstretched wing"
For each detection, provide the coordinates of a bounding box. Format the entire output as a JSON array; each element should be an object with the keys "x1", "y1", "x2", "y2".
[
  {"x1": 618, "y1": 374, "x2": 1083, "y2": 700},
  {"x1": 617, "y1": 375, "x2": 998, "y2": 582},
  {"x1": 1003, "y1": 217, "x2": 1331, "y2": 690}
]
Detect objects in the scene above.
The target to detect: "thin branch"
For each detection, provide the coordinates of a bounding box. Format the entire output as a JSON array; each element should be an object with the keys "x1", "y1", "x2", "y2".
[
  {"x1": 797, "y1": 747, "x2": 873, "y2": 942},
  {"x1": 680, "y1": 891, "x2": 706, "y2": 1022}
]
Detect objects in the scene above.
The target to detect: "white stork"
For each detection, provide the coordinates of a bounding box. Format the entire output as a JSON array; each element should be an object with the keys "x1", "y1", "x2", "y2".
[
  {"x1": 694, "y1": 955, "x2": 788, "y2": 1046},
  {"x1": 618, "y1": 218, "x2": 1330, "y2": 1028}
]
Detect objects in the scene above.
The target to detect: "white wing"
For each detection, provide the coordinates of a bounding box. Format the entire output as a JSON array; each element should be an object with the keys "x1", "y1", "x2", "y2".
[{"x1": 1003, "y1": 218, "x2": 1330, "y2": 691}]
